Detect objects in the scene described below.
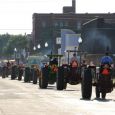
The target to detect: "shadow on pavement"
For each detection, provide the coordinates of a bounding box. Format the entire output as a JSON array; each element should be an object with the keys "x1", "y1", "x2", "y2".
[
  {"x1": 80, "y1": 98, "x2": 92, "y2": 101},
  {"x1": 64, "y1": 89, "x2": 80, "y2": 91},
  {"x1": 92, "y1": 98, "x2": 113, "y2": 102}
]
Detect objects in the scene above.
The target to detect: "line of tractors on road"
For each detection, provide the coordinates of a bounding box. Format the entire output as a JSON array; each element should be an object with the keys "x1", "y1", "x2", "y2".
[{"x1": 1, "y1": 52, "x2": 115, "y2": 100}]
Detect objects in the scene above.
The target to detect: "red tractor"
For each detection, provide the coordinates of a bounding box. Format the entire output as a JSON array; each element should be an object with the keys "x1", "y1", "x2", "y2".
[{"x1": 56, "y1": 50, "x2": 81, "y2": 90}]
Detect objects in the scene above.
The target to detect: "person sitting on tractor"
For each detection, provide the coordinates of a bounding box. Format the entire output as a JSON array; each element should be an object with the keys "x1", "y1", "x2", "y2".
[
  {"x1": 100, "y1": 52, "x2": 113, "y2": 66},
  {"x1": 100, "y1": 52, "x2": 113, "y2": 76},
  {"x1": 70, "y1": 53, "x2": 78, "y2": 67},
  {"x1": 97, "y1": 52, "x2": 114, "y2": 99},
  {"x1": 50, "y1": 58, "x2": 58, "y2": 65},
  {"x1": 81, "y1": 60, "x2": 87, "y2": 67},
  {"x1": 50, "y1": 58, "x2": 58, "y2": 73}
]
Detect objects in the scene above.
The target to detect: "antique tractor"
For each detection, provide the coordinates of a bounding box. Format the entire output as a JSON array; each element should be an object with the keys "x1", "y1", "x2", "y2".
[
  {"x1": 24, "y1": 56, "x2": 42, "y2": 84},
  {"x1": 56, "y1": 50, "x2": 81, "y2": 90},
  {"x1": 56, "y1": 63, "x2": 81, "y2": 90},
  {"x1": 95, "y1": 64, "x2": 114, "y2": 99},
  {"x1": 81, "y1": 64, "x2": 115, "y2": 100},
  {"x1": 39, "y1": 50, "x2": 82, "y2": 90},
  {"x1": 39, "y1": 54, "x2": 63, "y2": 89}
]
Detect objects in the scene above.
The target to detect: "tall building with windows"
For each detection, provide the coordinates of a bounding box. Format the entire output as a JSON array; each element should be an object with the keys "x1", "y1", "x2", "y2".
[{"x1": 32, "y1": 0, "x2": 115, "y2": 54}]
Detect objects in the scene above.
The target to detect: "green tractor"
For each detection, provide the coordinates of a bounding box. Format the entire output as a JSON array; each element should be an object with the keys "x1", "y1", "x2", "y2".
[{"x1": 39, "y1": 54, "x2": 63, "y2": 88}]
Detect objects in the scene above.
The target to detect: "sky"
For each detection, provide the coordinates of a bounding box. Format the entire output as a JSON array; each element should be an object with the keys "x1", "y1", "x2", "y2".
[{"x1": 0, "y1": 0, "x2": 115, "y2": 35}]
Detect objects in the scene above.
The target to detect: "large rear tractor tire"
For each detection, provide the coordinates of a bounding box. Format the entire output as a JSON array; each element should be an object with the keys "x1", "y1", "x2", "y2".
[
  {"x1": 24, "y1": 67, "x2": 30, "y2": 82},
  {"x1": 56, "y1": 67, "x2": 64, "y2": 90},
  {"x1": 33, "y1": 70, "x2": 38, "y2": 84},
  {"x1": 81, "y1": 67, "x2": 92, "y2": 100},
  {"x1": 40, "y1": 67, "x2": 49, "y2": 89}
]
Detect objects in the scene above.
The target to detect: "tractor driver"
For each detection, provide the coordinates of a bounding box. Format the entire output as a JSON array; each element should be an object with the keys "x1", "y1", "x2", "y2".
[
  {"x1": 50, "y1": 58, "x2": 58, "y2": 65},
  {"x1": 97, "y1": 52, "x2": 114, "y2": 99},
  {"x1": 99, "y1": 52, "x2": 114, "y2": 77},
  {"x1": 100, "y1": 52, "x2": 113, "y2": 67},
  {"x1": 70, "y1": 53, "x2": 78, "y2": 67}
]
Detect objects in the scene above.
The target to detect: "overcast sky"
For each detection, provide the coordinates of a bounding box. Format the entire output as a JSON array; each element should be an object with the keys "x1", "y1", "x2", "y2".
[{"x1": 0, "y1": 0, "x2": 115, "y2": 35}]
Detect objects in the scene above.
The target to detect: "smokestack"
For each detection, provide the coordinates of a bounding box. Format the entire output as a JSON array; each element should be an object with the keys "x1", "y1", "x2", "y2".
[
  {"x1": 72, "y1": 0, "x2": 76, "y2": 13},
  {"x1": 63, "y1": 0, "x2": 76, "y2": 14}
]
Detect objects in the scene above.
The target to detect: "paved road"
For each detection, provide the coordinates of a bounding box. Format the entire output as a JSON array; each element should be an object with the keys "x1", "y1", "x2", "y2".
[{"x1": 0, "y1": 76, "x2": 115, "y2": 115}]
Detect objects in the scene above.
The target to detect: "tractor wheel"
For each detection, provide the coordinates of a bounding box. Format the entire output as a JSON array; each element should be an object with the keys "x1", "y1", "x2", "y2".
[
  {"x1": 39, "y1": 77, "x2": 42, "y2": 88},
  {"x1": 24, "y1": 67, "x2": 30, "y2": 82},
  {"x1": 41, "y1": 67, "x2": 49, "y2": 89},
  {"x1": 18, "y1": 69, "x2": 23, "y2": 81},
  {"x1": 18, "y1": 75, "x2": 22, "y2": 81},
  {"x1": 95, "y1": 85, "x2": 100, "y2": 98},
  {"x1": 56, "y1": 67, "x2": 64, "y2": 90},
  {"x1": 33, "y1": 70, "x2": 38, "y2": 84},
  {"x1": 63, "y1": 82, "x2": 67, "y2": 89},
  {"x1": 81, "y1": 67, "x2": 92, "y2": 100},
  {"x1": 2, "y1": 70, "x2": 6, "y2": 78}
]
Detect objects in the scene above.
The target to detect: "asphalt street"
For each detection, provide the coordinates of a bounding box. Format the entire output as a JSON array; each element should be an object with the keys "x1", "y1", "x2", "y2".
[{"x1": 0, "y1": 76, "x2": 115, "y2": 115}]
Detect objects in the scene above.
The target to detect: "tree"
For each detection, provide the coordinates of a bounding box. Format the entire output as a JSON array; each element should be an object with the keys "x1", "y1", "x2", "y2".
[{"x1": 0, "y1": 34, "x2": 28, "y2": 59}]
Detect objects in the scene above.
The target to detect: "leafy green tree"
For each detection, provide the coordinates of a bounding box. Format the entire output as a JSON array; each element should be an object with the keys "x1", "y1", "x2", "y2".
[{"x1": 0, "y1": 34, "x2": 28, "y2": 59}]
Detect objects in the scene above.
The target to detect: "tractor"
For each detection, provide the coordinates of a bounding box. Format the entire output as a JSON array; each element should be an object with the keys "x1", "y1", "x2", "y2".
[
  {"x1": 81, "y1": 58, "x2": 115, "y2": 100},
  {"x1": 56, "y1": 49, "x2": 82, "y2": 90},
  {"x1": 24, "y1": 56, "x2": 43, "y2": 84},
  {"x1": 39, "y1": 54, "x2": 63, "y2": 88}
]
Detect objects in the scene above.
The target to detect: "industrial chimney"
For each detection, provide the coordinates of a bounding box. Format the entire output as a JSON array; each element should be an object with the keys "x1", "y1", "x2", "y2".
[
  {"x1": 63, "y1": 0, "x2": 76, "y2": 14},
  {"x1": 72, "y1": 0, "x2": 76, "y2": 13}
]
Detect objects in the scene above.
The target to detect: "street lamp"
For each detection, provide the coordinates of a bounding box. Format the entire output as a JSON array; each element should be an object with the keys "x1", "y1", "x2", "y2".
[
  {"x1": 37, "y1": 44, "x2": 41, "y2": 49},
  {"x1": 14, "y1": 48, "x2": 17, "y2": 52},
  {"x1": 78, "y1": 37, "x2": 82, "y2": 66},
  {"x1": 45, "y1": 42, "x2": 48, "y2": 47},
  {"x1": 14, "y1": 48, "x2": 17, "y2": 61},
  {"x1": 78, "y1": 37, "x2": 82, "y2": 44},
  {"x1": 33, "y1": 46, "x2": 36, "y2": 51}
]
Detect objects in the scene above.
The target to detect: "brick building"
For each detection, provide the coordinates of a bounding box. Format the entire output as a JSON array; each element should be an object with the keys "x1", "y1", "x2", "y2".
[{"x1": 32, "y1": 0, "x2": 115, "y2": 54}]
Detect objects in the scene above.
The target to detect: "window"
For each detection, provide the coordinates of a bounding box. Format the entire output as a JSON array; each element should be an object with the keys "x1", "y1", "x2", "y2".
[
  {"x1": 77, "y1": 22, "x2": 81, "y2": 30},
  {"x1": 65, "y1": 21, "x2": 68, "y2": 27},
  {"x1": 54, "y1": 21, "x2": 58, "y2": 27},
  {"x1": 60, "y1": 21, "x2": 63, "y2": 27},
  {"x1": 42, "y1": 21, "x2": 46, "y2": 28}
]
